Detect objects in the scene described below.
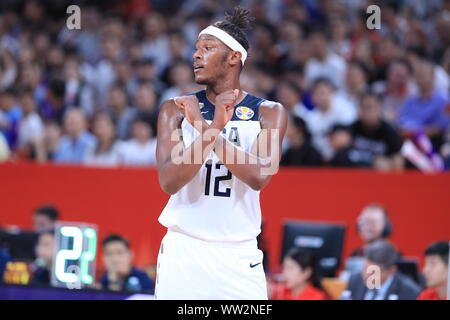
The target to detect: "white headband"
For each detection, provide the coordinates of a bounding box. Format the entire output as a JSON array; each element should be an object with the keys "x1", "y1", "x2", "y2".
[{"x1": 198, "y1": 25, "x2": 247, "y2": 65}]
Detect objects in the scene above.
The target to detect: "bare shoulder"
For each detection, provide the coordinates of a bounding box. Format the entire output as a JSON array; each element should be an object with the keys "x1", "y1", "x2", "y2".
[
  {"x1": 158, "y1": 99, "x2": 184, "y2": 130},
  {"x1": 159, "y1": 98, "x2": 183, "y2": 117},
  {"x1": 258, "y1": 100, "x2": 288, "y2": 126}
]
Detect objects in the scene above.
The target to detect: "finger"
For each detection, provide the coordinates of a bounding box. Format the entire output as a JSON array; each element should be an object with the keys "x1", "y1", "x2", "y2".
[{"x1": 173, "y1": 97, "x2": 185, "y2": 109}]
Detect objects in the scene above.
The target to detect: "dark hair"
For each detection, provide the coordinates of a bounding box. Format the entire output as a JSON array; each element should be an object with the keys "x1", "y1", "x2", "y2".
[
  {"x1": 214, "y1": 6, "x2": 253, "y2": 52},
  {"x1": 406, "y1": 45, "x2": 428, "y2": 60},
  {"x1": 19, "y1": 87, "x2": 35, "y2": 99},
  {"x1": 389, "y1": 57, "x2": 413, "y2": 74},
  {"x1": 358, "y1": 90, "x2": 381, "y2": 105},
  {"x1": 47, "y1": 78, "x2": 66, "y2": 99},
  {"x1": 311, "y1": 77, "x2": 335, "y2": 92},
  {"x1": 290, "y1": 115, "x2": 312, "y2": 141},
  {"x1": 39, "y1": 229, "x2": 55, "y2": 237},
  {"x1": 425, "y1": 241, "x2": 449, "y2": 266},
  {"x1": 348, "y1": 60, "x2": 370, "y2": 80},
  {"x1": 102, "y1": 234, "x2": 130, "y2": 249},
  {"x1": 285, "y1": 247, "x2": 323, "y2": 289},
  {"x1": 133, "y1": 112, "x2": 153, "y2": 127},
  {"x1": 138, "y1": 58, "x2": 154, "y2": 67},
  {"x1": 327, "y1": 123, "x2": 351, "y2": 136},
  {"x1": 365, "y1": 240, "x2": 400, "y2": 269},
  {"x1": 34, "y1": 205, "x2": 59, "y2": 221}
]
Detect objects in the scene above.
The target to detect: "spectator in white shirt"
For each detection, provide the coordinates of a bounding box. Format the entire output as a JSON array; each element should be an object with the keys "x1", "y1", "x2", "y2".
[
  {"x1": 304, "y1": 31, "x2": 347, "y2": 90},
  {"x1": 302, "y1": 78, "x2": 356, "y2": 160},
  {"x1": 84, "y1": 112, "x2": 122, "y2": 167},
  {"x1": 117, "y1": 113, "x2": 157, "y2": 166},
  {"x1": 17, "y1": 89, "x2": 44, "y2": 149},
  {"x1": 335, "y1": 61, "x2": 370, "y2": 119}
]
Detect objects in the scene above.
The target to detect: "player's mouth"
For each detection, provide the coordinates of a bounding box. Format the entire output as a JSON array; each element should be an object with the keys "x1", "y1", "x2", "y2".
[{"x1": 193, "y1": 65, "x2": 204, "y2": 72}]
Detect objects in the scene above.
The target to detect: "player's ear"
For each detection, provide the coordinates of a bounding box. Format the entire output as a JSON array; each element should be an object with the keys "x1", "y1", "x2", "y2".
[{"x1": 228, "y1": 51, "x2": 242, "y2": 67}]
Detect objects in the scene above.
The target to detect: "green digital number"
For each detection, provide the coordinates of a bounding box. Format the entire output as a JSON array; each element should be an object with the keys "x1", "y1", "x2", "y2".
[
  {"x1": 55, "y1": 226, "x2": 83, "y2": 283},
  {"x1": 80, "y1": 228, "x2": 97, "y2": 284}
]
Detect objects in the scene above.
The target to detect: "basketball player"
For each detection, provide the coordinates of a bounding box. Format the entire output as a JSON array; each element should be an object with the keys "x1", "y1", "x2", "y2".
[{"x1": 155, "y1": 7, "x2": 287, "y2": 299}]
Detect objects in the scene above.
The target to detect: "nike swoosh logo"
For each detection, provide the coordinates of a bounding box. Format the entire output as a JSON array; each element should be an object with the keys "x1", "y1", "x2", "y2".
[
  {"x1": 250, "y1": 262, "x2": 262, "y2": 268},
  {"x1": 201, "y1": 111, "x2": 208, "y2": 114}
]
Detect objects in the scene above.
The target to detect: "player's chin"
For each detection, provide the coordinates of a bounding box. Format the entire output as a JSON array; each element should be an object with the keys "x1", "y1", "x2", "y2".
[{"x1": 194, "y1": 74, "x2": 209, "y2": 85}]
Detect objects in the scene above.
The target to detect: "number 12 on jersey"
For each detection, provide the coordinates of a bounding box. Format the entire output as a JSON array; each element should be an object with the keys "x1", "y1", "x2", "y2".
[{"x1": 204, "y1": 160, "x2": 232, "y2": 197}]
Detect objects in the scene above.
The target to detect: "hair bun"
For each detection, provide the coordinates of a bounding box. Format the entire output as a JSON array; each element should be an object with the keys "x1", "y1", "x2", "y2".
[{"x1": 224, "y1": 6, "x2": 253, "y2": 30}]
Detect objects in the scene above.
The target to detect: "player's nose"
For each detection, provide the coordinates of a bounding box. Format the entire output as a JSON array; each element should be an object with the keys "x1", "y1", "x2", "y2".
[{"x1": 193, "y1": 49, "x2": 202, "y2": 61}]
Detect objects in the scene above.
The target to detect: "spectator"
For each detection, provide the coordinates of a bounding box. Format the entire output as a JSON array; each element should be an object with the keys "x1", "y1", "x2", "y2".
[
  {"x1": 132, "y1": 82, "x2": 159, "y2": 135},
  {"x1": 117, "y1": 113, "x2": 157, "y2": 166},
  {"x1": 41, "y1": 78, "x2": 67, "y2": 125},
  {"x1": 397, "y1": 60, "x2": 449, "y2": 150},
  {"x1": 159, "y1": 59, "x2": 200, "y2": 103},
  {"x1": 32, "y1": 205, "x2": 59, "y2": 233},
  {"x1": 281, "y1": 116, "x2": 323, "y2": 167},
  {"x1": 16, "y1": 89, "x2": 44, "y2": 158},
  {"x1": 132, "y1": 58, "x2": 166, "y2": 95},
  {"x1": 417, "y1": 241, "x2": 449, "y2": 300},
  {"x1": 34, "y1": 120, "x2": 62, "y2": 162},
  {"x1": 349, "y1": 92, "x2": 404, "y2": 171},
  {"x1": 302, "y1": 78, "x2": 356, "y2": 160},
  {"x1": 0, "y1": 88, "x2": 21, "y2": 149},
  {"x1": 328, "y1": 124, "x2": 354, "y2": 167},
  {"x1": 406, "y1": 47, "x2": 450, "y2": 96},
  {"x1": 53, "y1": 108, "x2": 96, "y2": 164},
  {"x1": 372, "y1": 58, "x2": 417, "y2": 124},
  {"x1": 336, "y1": 61, "x2": 370, "y2": 117},
  {"x1": 342, "y1": 240, "x2": 421, "y2": 300},
  {"x1": 141, "y1": 12, "x2": 171, "y2": 76},
  {"x1": 271, "y1": 247, "x2": 328, "y2": 300},
  {"x1": 82, "y1": 36, "x2": 121, "y2": 109},
  {"x1": 304, "y1": 31, "x2": 347, "y2": 90},
  {"x1": 275, "y1": 80, "x2": 305, "y2": 118},
  {"x1": 84, "y1": 112, "x2": 122, "y2": 167},
  {"x1": 350, "y1": 204, "x2": 393, "y2": 257},
  {"x1": 108, "y1": 85, "x2": 136, "y2": 140},
  {"x1": 0, "y1": 49, "x2": 18, "y2": 91},
  {"x1": 63, "y1": 56, "x2": 96, "y2": 118},
  {"x1": 100, "y1": 234, "x2": 154, "y2": 293},
  {"x1": 18, "y1": 62, "x2": 46, "y2": 108},
  {"x1": 29, "y1": 230, "x2": 54, "y2": 287}
]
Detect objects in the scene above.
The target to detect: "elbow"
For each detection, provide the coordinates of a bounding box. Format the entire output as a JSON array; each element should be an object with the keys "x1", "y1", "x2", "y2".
[
  {"x1": 248, "y1": 177, "x2": 268, "y2": 191},
  {"x1": 159, "y1": 179, "x2": 180, "y2": 195},
  {"x1": 160, "y1": 183, "x2": 179, "y2": 195}
]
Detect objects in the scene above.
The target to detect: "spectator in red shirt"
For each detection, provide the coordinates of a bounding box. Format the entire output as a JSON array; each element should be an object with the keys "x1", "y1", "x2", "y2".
[
  {"x1": 271, "y1": 247, "x2": 328, "y2": 300},
  {"x1": 417, "y1": 241, "x2": 449, "y2": 300}
]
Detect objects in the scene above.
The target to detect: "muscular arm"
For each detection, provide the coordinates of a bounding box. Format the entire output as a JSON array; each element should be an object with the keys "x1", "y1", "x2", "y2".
[
  {"x1": 156, "y1": 99, "x2": 222, "y2": 195},
  {"x1": 213, "y1": 101, "x2": 288, "y2": 191}
]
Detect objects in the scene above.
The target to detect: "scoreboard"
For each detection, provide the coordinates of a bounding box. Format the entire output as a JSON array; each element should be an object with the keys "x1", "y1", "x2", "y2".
[{"x1": 51, "y1": 222, "x2": 98, "y2": 289}]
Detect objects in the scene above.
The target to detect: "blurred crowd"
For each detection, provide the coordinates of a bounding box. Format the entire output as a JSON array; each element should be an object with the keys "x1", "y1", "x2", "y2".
[{"x1": 0, "y1": 0, "x2": 450, "y2": 170}]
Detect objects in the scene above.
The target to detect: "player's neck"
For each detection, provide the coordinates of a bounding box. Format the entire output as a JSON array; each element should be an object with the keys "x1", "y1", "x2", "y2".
[{"x1": 205, "y1": 77, "x2": 242, "y2": 104}]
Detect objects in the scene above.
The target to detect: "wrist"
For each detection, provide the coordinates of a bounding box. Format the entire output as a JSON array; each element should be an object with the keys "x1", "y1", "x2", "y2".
[{"x1": 210, "y1": 120, "x2": 225, "y2": 131}]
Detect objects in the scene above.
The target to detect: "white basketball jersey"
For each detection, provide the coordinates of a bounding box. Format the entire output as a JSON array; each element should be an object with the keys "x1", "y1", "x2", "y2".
[{"x1": 158, "y1": 90, "x2": 266, "y2": 242}]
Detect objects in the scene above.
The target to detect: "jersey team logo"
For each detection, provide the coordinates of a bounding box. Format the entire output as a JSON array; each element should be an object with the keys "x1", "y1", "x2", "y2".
[{"x1": 235, "y1": 106, "x2": 254, "y2": 120}]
